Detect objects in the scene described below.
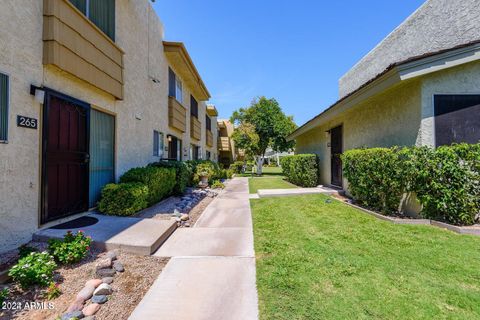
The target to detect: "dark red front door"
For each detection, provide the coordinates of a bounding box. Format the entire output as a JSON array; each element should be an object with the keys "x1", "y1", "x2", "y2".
[{"x1": 42, "y1": 93, "x2": 90, "y2": 223}]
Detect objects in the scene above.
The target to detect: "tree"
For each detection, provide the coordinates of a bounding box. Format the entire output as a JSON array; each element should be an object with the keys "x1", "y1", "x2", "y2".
[{"x1": 231, "y1": 97, "x2": 297, "y2": 175}]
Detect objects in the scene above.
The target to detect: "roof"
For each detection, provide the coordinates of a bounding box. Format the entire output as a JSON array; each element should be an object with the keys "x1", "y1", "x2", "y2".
[
  {"x1": 163, "y1": 41, "x2": 211, "y2": 101},
  {"x1": 288, "y1": 40, "x2": 480, "y2": 141}
]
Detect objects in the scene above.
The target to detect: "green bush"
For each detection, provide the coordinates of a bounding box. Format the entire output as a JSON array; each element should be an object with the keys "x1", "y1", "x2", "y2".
[
  {"x1": 18, "y1": 244, "x2": 37, "y2": 259},
  {"x1": 342, "y1": 148, "x2": 404, "y2": 214},
  {"x1": 99, "y1": 182, "x2": 149, "y2": 215},
  {"x1": 48, "y1": 231, "x2": 92, "y2": 265},
  {"x1": 120, "y1": 166, "x2": 176, "y2": 205},
  {"x1": 342, "y1": 144, "x2": 480, "y2": 225},
  {"x1": 211, "y1": 180, "x2": 225, "y2": 189},
  {"x1": 0, "y1": 288, "x2": 8, "y2": 305},
  {"x1": 280, "y1": 154, "x2": 319, "y2": 187},
  {"x1": 9, "y1": 252, "x2": 57, "y2": 289},
  {"x1": 149, "y1": 161, "x2": 192, "y2": 195},
  {"x1": 229, "y1": 161, "x2": 245, "y2": 174},
  {"x1": 187, "y1": 160, "x2": 222, "y2": 183}
]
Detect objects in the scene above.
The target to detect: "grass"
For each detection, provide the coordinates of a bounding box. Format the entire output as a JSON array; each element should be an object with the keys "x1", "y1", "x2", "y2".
[
  {"x1": 241, "y1": 167, "x2": 298, "y2": 194},
  {"x1": 251, "y1": 194, "x2": 480, "y2": 320}
]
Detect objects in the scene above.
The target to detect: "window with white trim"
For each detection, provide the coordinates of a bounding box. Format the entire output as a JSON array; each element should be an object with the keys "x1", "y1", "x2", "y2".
[
  {"x1": 153, "y1": 130, "x2": 164, "y2": 158},
  {"x1": 0, "y1": 73, "x2": 9, "y2": 142}
]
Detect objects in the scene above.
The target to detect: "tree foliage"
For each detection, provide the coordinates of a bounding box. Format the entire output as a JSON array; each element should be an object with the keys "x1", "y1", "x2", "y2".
[{"x1": 230, "y1": 97, "x2": 297, "y2": 173}]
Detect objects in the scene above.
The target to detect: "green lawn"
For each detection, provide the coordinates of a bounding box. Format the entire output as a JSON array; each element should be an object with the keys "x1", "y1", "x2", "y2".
[
  {"x1": 241, "y1": 167, "x2": 298, "y2": 194},
  {"x1": 251, "y1": 194, "x2": 480, "y2": 320}
]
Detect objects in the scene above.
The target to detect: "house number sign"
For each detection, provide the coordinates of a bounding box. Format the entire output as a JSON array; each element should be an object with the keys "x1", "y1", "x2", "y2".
[{"x1": 17, "y1": 115, "x2": 38, "y2": 129}]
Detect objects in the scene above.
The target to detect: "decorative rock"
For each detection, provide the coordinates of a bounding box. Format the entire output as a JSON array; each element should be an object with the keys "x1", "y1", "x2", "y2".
[
  {"x1": 77, "y1": 285, "x2": 96, "y2": 301},
  {"x1": 93, "y1": 283, "x2": 113, "y2": 296},
  {"x1": 67, "y1": 297, "x2": 85, "y2": 312},
  {"x1": 180, "y1": 214, "x2": 189, "y2": 221},
  {"x1": 85, "y1": 279, "x2": 103, "y2": 288},
  {"x1": 113, "y1": 261, "x2": 124, "y2": 272},
  {"x1": 82, "y1": 303, "x2": 101, "y2": 316},
  {"x1": 61, "y1": 310, "x2": 84, "y2": 320},
  {"x1": 91, "y1": 294, "x2": 108, "y2": 304},
  {"x1": 95, "y1": 258, "x2": 112, "y2": 271},
  {"x1": 105, "y1": 251, "x2": 117, "y2": 261},
  {"x1": 184, "y1": 222, "x2": 191, "y2": 228},
  {"x1": 102, "y1": 277, "x2": 114, "y2": 284},
  {"x1": 96, "y1": 268, "x2": 116, "y2": 278}
]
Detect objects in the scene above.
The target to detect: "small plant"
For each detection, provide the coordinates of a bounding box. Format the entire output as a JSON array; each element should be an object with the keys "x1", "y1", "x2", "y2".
[
  {"x1": 48, "y1": 231, "x2": 92, "y2": 265},
  {"x1": 196, "y1": 163, "x2": 214, "y2": 178},
  {"x1": 0, "y1": 287, "x2": 8, "y2": 305},
  {"x1": 18, "y1": 244, "x2": 37, "y2": 259},
  {"x1": 9, "y1": 252, "x2": 57, "y2": 289},
  {"x1": 211, "y1": 180, "x2": 225, "y2": 189},
  {"x1": 44, "y1": 282, "x2": 61, "y2": 300}
]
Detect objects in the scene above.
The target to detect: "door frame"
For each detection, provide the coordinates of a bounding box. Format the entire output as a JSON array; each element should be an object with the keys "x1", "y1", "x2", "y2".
[
  {"x1": 329, "y1": 124, "x2": 343, "y2": 188},
  {"x1": 40, "y1": 88, "x2": 91, "y2": 224}
]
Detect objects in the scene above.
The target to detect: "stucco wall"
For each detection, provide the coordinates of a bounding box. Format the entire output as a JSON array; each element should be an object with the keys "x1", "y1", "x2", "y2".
[
  {"x1": 296, "y1": 80, "x2": 422, "y2": 186},
  {"x1": 419, "y1": 60, "x2": 480, "y2": 147},
  {"x1": 0, "y1": 0, "x2": 217, "y2": 253},
  {"x1": 339, "y1": 0, "x2": 480, "y2": 98}
]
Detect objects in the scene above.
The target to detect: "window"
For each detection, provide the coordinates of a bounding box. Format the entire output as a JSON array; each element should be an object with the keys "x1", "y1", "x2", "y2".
[
  {"x1": 69, "y1": 0, "x2": 116, "y2": 40},
  {"x1": 206, "y1": 115, "x2": 212, "y2": 131},
  {"x1": 153, "y1": 131, "x2": 164, "y2": 157},
  {"x1": 168, "y1": 68, "x2": 183, "y2": 104},
  {"x1": 190, "y1": 144, "x2": 200, "y2": 160},
  {"x1": 0, "y1": 73, "x2": 8, "y2": 142},
  {"x1": 434, "y1": 94, "x2": 480, "y2": 147},
  {"x1": 190, "y1": 95, "x2": 198, "y2": 118}
]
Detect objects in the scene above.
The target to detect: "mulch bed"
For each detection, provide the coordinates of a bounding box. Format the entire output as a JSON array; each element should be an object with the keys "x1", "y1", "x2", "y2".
[{"x1": 0, "y1": 250, "x2": 168, "y2": 320}]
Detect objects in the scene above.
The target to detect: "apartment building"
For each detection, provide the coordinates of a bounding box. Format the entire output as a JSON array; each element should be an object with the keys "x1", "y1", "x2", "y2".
[
  {"x1": 0, "y1": 0, "x2": 218, "y2": 252},
  {"x1": 217, "y1": 119, "x2": 245, "y2": 166}
]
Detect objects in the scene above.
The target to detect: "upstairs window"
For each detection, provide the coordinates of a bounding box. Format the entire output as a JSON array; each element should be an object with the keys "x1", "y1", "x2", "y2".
[
  {"x1": 190, "y1": 95, "x2": 198, "y2": 118},
  {"x1": 168, "y1": 68, "x2": 183, "y2": 104},
  {"x1": 69, "y1": 0, "x2": 116, "y2": 41},
  {"x1": 206, "y1": 115, "x2": 212, "y2": 131},
  {"x1": 0, "y1": 73, "x2": 9, "y2": 142}
]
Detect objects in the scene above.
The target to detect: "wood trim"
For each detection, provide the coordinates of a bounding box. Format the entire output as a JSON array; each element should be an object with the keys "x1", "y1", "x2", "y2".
[
  {"x1": 206, "y1": 130, "x2": 213, "y2": 147},
  {"x1": 206, "y1": 105, "x2": 218, "y2": 116},
  {"x1": 169, "y1": 96, "x2": 187, "y2": 132},
  {"x1": 43, "y1": 0, "x2": 124, "y2": 99},
  {"x1": 190, "y1": 116, "x2": 201, "y2": 140},
  {"x1": 218, "y1": 137, "x2": 230, "y2": 151}
]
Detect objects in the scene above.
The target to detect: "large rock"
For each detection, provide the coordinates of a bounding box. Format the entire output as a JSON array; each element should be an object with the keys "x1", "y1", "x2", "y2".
[
  {"x1": 85, "y1": 279, "x2": 103, "y2": 288},
  {"x1": 113, "y1": 261, "x2": 124, "y2": 272},
  {"x1": 77, "y1": 286, "x2": 96, "y2": 301},
  {"x1": 102, "y1": 277, "x2": 114, "y2": 284},
  {"x1": 61, "y1": 310, "x2": 84, "y2": 320},
  {"x1": 93, "y1": 283, "x2": 113, "y2": 296},
  {"x1": 91, "y1": 295, "x2": 108, "y2": 304},
  {"x1": 180, "y1": 214, "x2": 189, "y2": 221},
  {"x1": 67, "y1": 297, "x2": 85, "y2": 312},
  {"x1": 82, "y1": 303, "x2": 101, "y2": 316},
  {"x1": 95, "y1": 258, "x2": 112, "y2": 271},
  {"x1": 96, "y1": 268, "x2": 116, "y2": 278},
  {"x1": 105, "y1": 251, "x2": 117, "y2": 261}
]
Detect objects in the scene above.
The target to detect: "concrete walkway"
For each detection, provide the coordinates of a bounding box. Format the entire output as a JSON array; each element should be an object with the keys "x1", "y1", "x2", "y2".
[
  {"x1": 257, "y1": 186, "x2": 341, "y2": 198},
  {"x1": 129, "y1": 178, "x2": 259, "y2": 320}
]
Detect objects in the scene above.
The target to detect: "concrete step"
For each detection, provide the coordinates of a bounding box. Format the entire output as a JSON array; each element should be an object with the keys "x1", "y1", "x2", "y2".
[
  {"x1": 257, "y1": 186, "x2": 341, "y2": 198},
  {"x1": 33, "y1": 214, "x2": 177, "y2": 256}
]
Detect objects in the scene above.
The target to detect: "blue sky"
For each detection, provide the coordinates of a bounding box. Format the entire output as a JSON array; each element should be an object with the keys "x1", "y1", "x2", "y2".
[{"x1": 153, "y1": 0, "x2": 425, "y2": 126}]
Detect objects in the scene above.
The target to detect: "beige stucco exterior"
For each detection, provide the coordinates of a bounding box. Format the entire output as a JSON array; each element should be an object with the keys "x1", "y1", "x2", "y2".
[{"x1": 0, "y1": 0, "x2": 218, "y2": 253}]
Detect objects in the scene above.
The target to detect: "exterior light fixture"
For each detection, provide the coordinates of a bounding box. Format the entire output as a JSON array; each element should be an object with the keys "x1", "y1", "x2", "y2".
[
  {"x1": 30, "y1": 85, "x2": 45, "y2": 104},
  {"x1": 167, "y1": 135, "x2": 172, "y2": 142},
  {"x1": 324, "y1": 130, "x2": 331, "y2": 139}
]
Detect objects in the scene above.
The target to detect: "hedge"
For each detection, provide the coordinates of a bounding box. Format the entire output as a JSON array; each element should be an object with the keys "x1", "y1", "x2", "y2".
[
  {"x1": 98, "y1": 182, "x2": 149, "y2": 216},
  {"x1": 119, "y1": 166, "x2": 176, "y2": 205},
  {"x1": 280, "y1": 154, "x2": 319, "y2": 187},
  {"x1": 149, "y1": 161, "x2": 192, "y2": 194},
  {"x1": 342, "y1": 144, "x2": 480, "y2": 225},
  {"x1": 229, "y1": 161, "x2": 245, "y2": 174}
]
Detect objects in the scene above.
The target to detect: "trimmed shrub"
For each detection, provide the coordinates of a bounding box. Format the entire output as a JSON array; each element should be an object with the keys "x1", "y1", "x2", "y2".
[
  {"x1": 149, "y1": 161, "x2": 192, "y2": 195},
  {"x1": 229, "y1": 161, "x2": 245, "y2": 174},
  {"x1": 280, "y1": 154, "x2": 319, "y2": 187},
  {"x1": 120, "y1": 166, "x2": 176, "y2": 205},
  {"x1": 9, "y1": 252, "x2": 57, "y2": 289},
  {"x1": 187, "y1": 160, "x2": 222, "y2": 183},
  {"x1": 48, "y1": 230, "x2": 92, "y2": 265},
  {"x1": 342, "y1": 148, "x2": 404, "y2": 214},
  {"x1": 99, "y1": 182, "x2": 149, "y2": 215},
  {"x1": 341, "y1": 144, "x2": 480, "y2": 225}
]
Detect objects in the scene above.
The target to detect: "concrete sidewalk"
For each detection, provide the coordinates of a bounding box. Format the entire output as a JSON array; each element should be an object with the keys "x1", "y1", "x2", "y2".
[{"x1": 129, "y1": 178, "x2": 259, "y2": 320}]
